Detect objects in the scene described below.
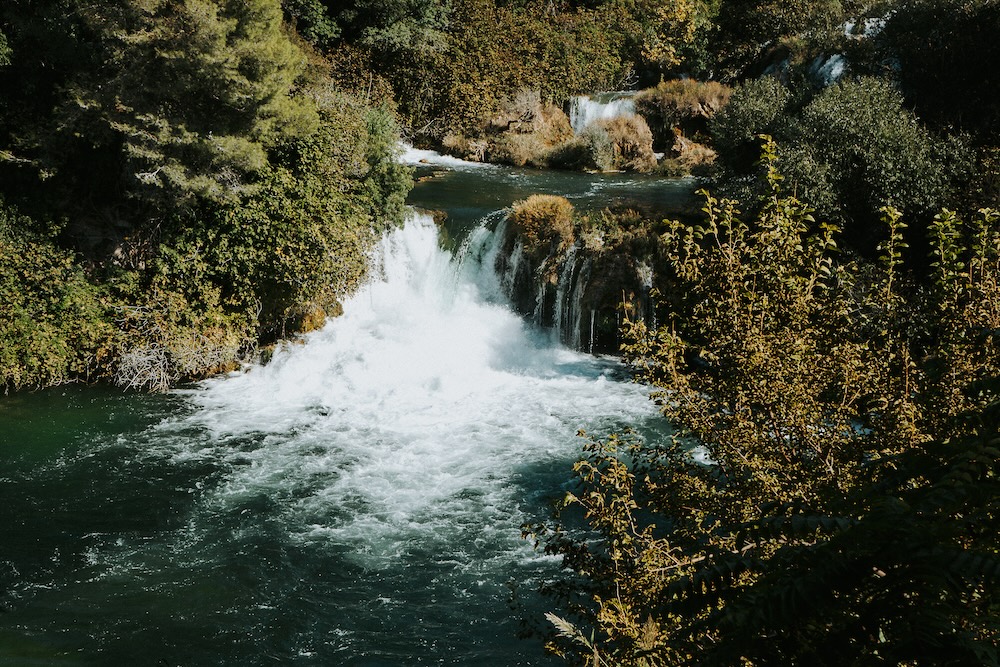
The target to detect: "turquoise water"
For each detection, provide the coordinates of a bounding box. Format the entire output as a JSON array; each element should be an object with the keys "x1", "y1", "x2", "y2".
[{"x1": 0, "y1": 155, "x2": 690, "y2": 665}]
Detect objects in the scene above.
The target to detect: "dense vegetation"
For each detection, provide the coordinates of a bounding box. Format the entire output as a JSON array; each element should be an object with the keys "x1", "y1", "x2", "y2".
[
  {"x1": 527, "y1": 148, "x2": 999, "y2": 665},
  {"x1": 0, "y1": 0, "x2": 411, "y2": 391},
  {"x1": 278, "y1": 0, "x2": 997, "y2": 249}
]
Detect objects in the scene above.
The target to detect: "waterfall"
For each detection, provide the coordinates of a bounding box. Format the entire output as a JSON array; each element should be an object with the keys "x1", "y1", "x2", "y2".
[
  {"x1": 493, "y1": 226, "x2": 659, "y2": 354},
  {"x1": 569, "y1": 94, "x2": 637, "y2": 135},
  {"x1": 177, "y1": 211, "x2": 659, "y2": 565},
  {"x1": 553, "y1": 245, "x2": 578, "y2": 341},
  {"x1": 568, "y1": 257, "x2": 593, "y2": 350}
]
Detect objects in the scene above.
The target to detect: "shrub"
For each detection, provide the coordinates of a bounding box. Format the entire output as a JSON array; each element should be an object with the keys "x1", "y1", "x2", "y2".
[
  {"x1": 635, "y1": 78, "x2": 732, "y2": 149},
  {"x1": 711, "y1": 0, "x2": 847, "y2": 78},
  {"x1": 550, "y1": 115, "x2": 657, "y2": 173},
  {"x1": 709, "y1": 75, "x2": 793, "y2": 172},
  {"x1": 489, "y1": 133, "x2": 550, "y2": 168},
  {"x1": 711, "y1": 76, "x2": 974, "y2": 255},
  {"x1": 509, "y1": 195, "x2": 575, "y2": 259},
  {"x1": 600, "y1": 115, "x2": 658, "y2": 172},
  {"x1": 669, "y1": 131, "x2": 718, "y2": 174},
  {"x1": 782, "y1": 77, "x2": 972, "y2": 252},
  {"x1": 111, "y1": 284, "x2": 252, "y2": 392},
  {"x1": 484, "y1": 90, "x2": 573, "y2": 167},
  {"x1": 531, "y1": 152, "x2": 1000, "y2": 664},
  {"x1": 0, "y1": 204, "x2": 112, "y2": 391}
]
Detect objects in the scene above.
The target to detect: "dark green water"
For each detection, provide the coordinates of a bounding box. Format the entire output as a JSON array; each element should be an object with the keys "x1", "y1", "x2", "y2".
[{"x1": 0, "y1": 153, "x2": 690, "y2": 665}]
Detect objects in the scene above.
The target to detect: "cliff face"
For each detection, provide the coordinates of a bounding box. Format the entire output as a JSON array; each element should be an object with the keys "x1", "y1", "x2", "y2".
[{"x1": 496, "y1": 196, "x2": 666, "y2": 354}]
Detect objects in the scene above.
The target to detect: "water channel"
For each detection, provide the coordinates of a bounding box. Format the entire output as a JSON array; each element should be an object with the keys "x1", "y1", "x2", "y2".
[{"x1": 0, "y1": 150, "x2": 694, "y2": 665}]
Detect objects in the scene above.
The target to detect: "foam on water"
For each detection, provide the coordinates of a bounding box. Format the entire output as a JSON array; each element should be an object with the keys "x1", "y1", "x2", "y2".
[
  {"x1": 168, "y1": 212, "x2": 662, "y2": 567},
  {"x1": 399, "y1": 143, "x2": 494, "y2": 170}
]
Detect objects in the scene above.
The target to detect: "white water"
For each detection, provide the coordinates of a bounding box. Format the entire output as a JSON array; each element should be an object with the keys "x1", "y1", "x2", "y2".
[
  {"x1": 399, "y1": 142, "x2": 493, "y2": 170},
  {"x1": 569, "y1": 94, "x2": 637, "y2": 135},
  {"x1": 168, "y1": 212, "x2": 662, "y2": 568}
]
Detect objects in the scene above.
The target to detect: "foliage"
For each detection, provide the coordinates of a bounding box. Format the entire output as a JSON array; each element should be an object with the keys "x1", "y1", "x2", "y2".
[
  {"x1": 709, "y1": 76, "x2": 793, "y2": 173},
  {"x1": 783, "y1": 78, "x2": 971, "y2": 253},
  {"x1": 710, "y1": 0, "x2": 847, "y2": 80},
  {"x1": 110, "y1": 93, "x2": 411, "y2": 389},
  {"x1": 324, "y1": 0, "x2": 634, "y2": 140},
  {"x1": 530, "y1": 146, "x2": 1000, "y2": 664},
  {"x1": 0, "y1": 0, "x2": 412, "y2": 392},
  {"x1": 1, "y1": 0, "x2": 318, "y2": 218},
  {"x1": 710, "y1": 77, "x2": 972, "y2": 255},
  {"x1": 550, "y1": 115, "x2": 657, "y2": 173},
  {"x1": 281, "y1": 0, "x2": 341, "y2": 47},
  {"x1": 585, "y1": 0, "x2": 718, "y2": 77},
  {"x1": 109, "y1": 277, "x2": 253, "y2": 392},
  {"x1": 882, "y1": 0, "x2": 1000, "y2": 146},
  {"x1": 0, "y1": 29, "x2": 9, "y2": 66},
  {"x1": 0, "y1": 203, "x2": 112, "y2": 392},
  {"x1": 446, "y1": 1, "x2": 630, "y2": 135},
  {"x1": 324, "y1": 0, "x2": 452, "y2": 54},
  {"x1": 634, "y1": 78, "x2": 731, "y2": 149},
  {"x1": 636, "y1": 0, "x2": 699, "y2": 69},
  {"x1": 481, "y1": 90, "x2": 574, "y2": 167},
  {"x1": 510, "y1": 195, "x2": 576, "y2": 259}
]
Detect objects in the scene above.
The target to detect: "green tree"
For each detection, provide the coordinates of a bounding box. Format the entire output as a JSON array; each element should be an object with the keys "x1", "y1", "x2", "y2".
[
  {"x1": 0, "y1": 0, "x2": 413, "y2": 390},
  {"x1": 0, "y1": 0, "x2": 319, "y2": 243},
  {"x1": 530, "y1": 147, "x2": 1000, "y2": 664},
  {"x1": 783, "y1": 78, "x2": 969, "y2": 253},
  {"x1": 710, "y1": 78, "x2": 972, "y2": 256}
]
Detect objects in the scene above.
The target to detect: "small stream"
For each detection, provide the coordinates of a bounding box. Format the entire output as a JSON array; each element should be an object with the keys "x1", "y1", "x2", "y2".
[{"x1": 0, "y1": 152, "x2": 692, "y2": 665}]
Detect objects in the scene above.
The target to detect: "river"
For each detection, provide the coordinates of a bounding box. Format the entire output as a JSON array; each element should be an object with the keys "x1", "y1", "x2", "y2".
[{"x1": 0, "y1": 151, "x2": 692, "y2": 665}]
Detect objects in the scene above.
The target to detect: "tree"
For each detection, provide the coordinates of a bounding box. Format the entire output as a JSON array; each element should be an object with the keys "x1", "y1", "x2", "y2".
[
  {"x1": 709, "y1": 78, "x2": 972, "y2": 256},
  {"x1": 0, "y1": 0, "x2": 319, "y2": 247},
  {"x1": 530, "y1": 145, "x2": 1000, "y2": 664}
]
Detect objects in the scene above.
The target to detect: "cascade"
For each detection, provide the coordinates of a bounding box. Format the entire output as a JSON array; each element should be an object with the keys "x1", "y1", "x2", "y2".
[
  {"x1": 552, "y1": 245, "x2": 578, "y2": 339},
  {"x1": 568, "y1": 256, "x2": 593, "y2": 350},
  {"x1": 494, "y1": 228, "x2": 655, "y2": 354},
  {"x1": 569, "y1": 93, "x2": 637, "y2": 134}
]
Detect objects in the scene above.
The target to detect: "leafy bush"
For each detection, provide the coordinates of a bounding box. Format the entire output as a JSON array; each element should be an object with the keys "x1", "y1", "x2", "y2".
[
  {"x1": 0, "y1": 1, "x2": 413, "y2": 392},
  {"x1": 635, "y1": 78, "x2": 731, "y2": 149},
  {"x1": 110, "y1": 281, "x2": 252, "y2": 392},
  {"x1": 711, "y1": 77, "x2": 972, "y2": 254},
  {"x1": 152, "y1": 95, "x2": 410, "y2": 341},
  {"x1": 281, "y1": 0, "x2": 342, "y2": 48},
  {"x1": 530, "y1": 153, "x2": 1000, "y2": 664},
  {"x1": 483, "y1": 90, "x2": 574, "y2": 167},
  {"x1": 782, "y1": 78, "x2": 971, "y2": 252},
  {"x1": 709, "y1": 75, "x2": 794, "y2": 172},
  {"x1": 0, "y1": 204, "x2": 112, "y2": 391},
  {"x1": 711, "y1": 0, "x2": 847, "y2": 78},
  {"x1": 550, "y1": 115, "x2": 657, "y2": 172},
  {"x1": 509, "y1": 195, "x2": 576, "y2": 259},
  {"x1": 600, "y1": 115, "x2": 657, "y2": 172}
]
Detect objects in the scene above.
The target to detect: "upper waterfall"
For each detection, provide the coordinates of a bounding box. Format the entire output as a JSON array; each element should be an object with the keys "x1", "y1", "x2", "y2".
[{"x1": 569, "y1": 93, "x2": 637, "y2": 134}]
